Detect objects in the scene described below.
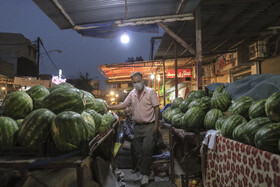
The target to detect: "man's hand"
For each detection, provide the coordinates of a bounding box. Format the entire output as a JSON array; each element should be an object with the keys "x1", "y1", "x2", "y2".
[{"x1": 152, "y1": 122, "x2": 159, "y2": 136}]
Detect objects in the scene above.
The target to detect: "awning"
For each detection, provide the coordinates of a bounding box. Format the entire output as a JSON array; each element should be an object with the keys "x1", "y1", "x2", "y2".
[{"x1": 32, "y1": 0, "x2": 200, "y2": 38}]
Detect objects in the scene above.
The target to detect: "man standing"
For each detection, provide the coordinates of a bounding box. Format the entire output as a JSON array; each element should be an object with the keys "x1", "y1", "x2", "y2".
[{"x1": 108, "y1": 72, "x2": 160, "y2": 187}]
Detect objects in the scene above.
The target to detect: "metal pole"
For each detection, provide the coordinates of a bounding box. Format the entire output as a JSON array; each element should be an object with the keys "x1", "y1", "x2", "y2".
[
  {"x1": 157, "y1": 79, "x2": 160, "y2": 101},
  {"x1": 196, "y1": 5, "x2": 203, "y2": 90},
  {"x1": 36, "y1": 37, "x2": 41, "y2": 79},
  {"x1": 174, "y1": 42, "x2": 178, "y2": 98},
  {"x1": 163, "y1": 59, "x2": 166, "y2": 106}
]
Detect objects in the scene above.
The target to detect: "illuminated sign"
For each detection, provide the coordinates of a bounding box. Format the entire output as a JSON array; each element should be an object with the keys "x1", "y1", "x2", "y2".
[
  {"x1": 52, "y1": 76, "x2": 66, "y2": 85},
  {"x1": 166, "y1": 69, "x2": 192, "y2": 78}
]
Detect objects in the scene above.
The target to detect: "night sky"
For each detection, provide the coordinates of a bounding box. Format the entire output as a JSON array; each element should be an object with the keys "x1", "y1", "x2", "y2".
[{"x1": 0, "y1": 1, "x2": 163, "y2": 88}]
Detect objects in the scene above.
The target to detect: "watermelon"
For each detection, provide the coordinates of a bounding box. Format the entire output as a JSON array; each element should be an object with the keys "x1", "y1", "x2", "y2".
[
  {"x1": 33, "y1": 98, "x2": 44, "y2": 110},
  {"x1": 215, "y1": 116, "x2": 227, "y2": 130},
  {"x1": 221, "y1": 114, "x2": 247, "y2": 139},
  {"x1": 182, "y1": 107, "x2": 205, "y2": 130},
  {"x1": 232, "y1": 123, "x2": 247, "y2": 143},
  {"x1": 179, "y1": 97, "x2": 196, "y2": 113},
  {"x1": 27, "y1": 85, "x2": 49, "y2": 100},
  {"x1": 234, "y1": 96, "x2": 254, "y2": 103},
  {"x1": 81, "y1": 111, "x2": 96, "y2": 140},
  {"x1": 213, "y1": 84, "x2": 225, "y2": 95},
  {"x1": 80, "y1": 90, "x2": 96, "y2": 109},
  {"x1": 231, "y1": 99, "x2": 253, "y2": 120},
  {"x1": 204, "y1": 109, "x2": 223, "y2": 130},
  {"x1": 18, "y1": 109, "x2": 56, "y2": 147},
  {"x1": 210, "y1": 94, "x2": 231, "y2": 112},
  {"x1": 0, "y1": 117, "x2": 18, "y2": 146},
  {"x1": 51, "y1": 111, "x2": 88, "y2": 151},
  {"x1": 43, "y1": 88, "x2": 85, "y2": 114},
  {"x1": 188, "y1": 98, "x2": 209, "y2": 112},
  {"x1": 16, "y1": 119, "x2": 24, "y2": 128},
  {"x1": 248, "y1": 99, "x2": 267, "y2": 119},
  {"x1": 162, "y1": 106, "x2": 172, "y2": 119},
  {"x1": 171, "y1": 97, "x2": 184, "y2": 109},
  {"x1": 201, "y1": 96, "x2": 211, "y2": 105},
  {"x1": 243, "y1": 117, "x2": 271, "y2": 146},
  {"x1": 265, "y1": 92, "x2": 280, "y2": 122},
  {"x1": 2, "y1": 91, "x2": 33, "y2": 119},
  {"x1": 48, "y1": 82, "x2": 74, "y2": 93},
  {"x1": 93, "y1": 98, "x2": 108, "y2": 115},
  {"x1": 165, "y1": 108, "x2": 182, "y2": 124},
  {"x1": 171, "y1": 113, "x2": 184, "y2": 128},
  {"x1": 84, "y1": 109, "x2": 103, "y2": 131},
  {"x1": 103, "y1": 112, "x2": 115, "y2": 127},
  {"x1": 192, "y1": 90, "x2": 206, "y2": 98},
  {"x1": 186, "y1": 90, "x2": 196, "y2": 98},
  {"x1": 254, "y1": 123, "x2": 280, "y2": 154}
]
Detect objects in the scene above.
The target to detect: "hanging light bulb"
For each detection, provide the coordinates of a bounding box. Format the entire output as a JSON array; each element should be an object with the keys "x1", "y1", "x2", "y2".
[
  {"x1": 121, "y1": 32, "x2": 130, "y2": 44},
  {"x1": 151, "y1": 74, "x2": 155, "y2": 80}
]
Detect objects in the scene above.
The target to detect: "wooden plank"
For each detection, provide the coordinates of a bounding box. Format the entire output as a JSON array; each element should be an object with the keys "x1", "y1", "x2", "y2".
[{"x1": 157, "y1": 22, "x2": 196, "y2": 55}]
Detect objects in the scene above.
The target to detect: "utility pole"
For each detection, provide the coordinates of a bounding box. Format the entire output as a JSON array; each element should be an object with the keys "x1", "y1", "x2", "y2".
[{"x1": 36, "y1": 37, "x2": 41, "y2": 79}]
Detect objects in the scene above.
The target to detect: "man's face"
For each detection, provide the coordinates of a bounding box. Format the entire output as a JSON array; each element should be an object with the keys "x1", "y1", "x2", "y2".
[
  {"x1": 131, "y1": 75, "x2": 144, "y2": 91},
  {"x1": 131, "y1": 75, "x2": 142, "y2": 84}
]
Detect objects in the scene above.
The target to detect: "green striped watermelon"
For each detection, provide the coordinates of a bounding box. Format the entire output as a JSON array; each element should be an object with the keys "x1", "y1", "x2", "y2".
[
  {"x1": 51, "y1": 111, "x2": 88, "y2": 151},
  {"x1": 162, "y1": 106, "x2": 172, "y2": 120},
  {"x1": 182, "y1": 107, "x2": 205, "y2": 130},
  {"x1": 171, "y1": 113, "x2": 184, "y2": 128},
  {"x1": 2, "y1": 91, "x2": 33, "y2": 119},
  {"x1": 27, "y1": 85, "x2": 49, "y2": 100},
  {"x1": 234, "y1": 96, "x2": 254, "y2": 103},
  {"x1": 171, "y1": 97, "x2": 184, "y2": 109},
  {"x1": 43, "y1": 88, "x2": 85, "y2": 114},
  {"x1": 265, "y1": 92, "x2": 280, "y2": 122},
  {"x1": 204, "y1": 109, "x2": 223, "y2": 130},
  {"x1": 254, "y1": 123, "x2": 280, "y2": 154},
  {"x1": 201, "y1": 96, "x2": 211, "y2": 105},
  {"x1": 81, "y1": 111, "x2": 96, "y2": 140},
  {"x1": 103, "y1": 113, "x2": 115, "y2": 128},
  {"x1": 243, "y1": 117, "x2": 271, "y2": 146},
  {"x1": 84, "y1": 109, "x2": 103, "y2": 131},
  {"x1": 210, "y1": 93, "x2": 232, "y2": 112},
  {"x1": 48, "y1": 82, "x2": 74, "y2": 93},
  {"x1": 231, "y1": 99, "x2": 253, "y2": 120},
  {"x1": 165, "y1": 108, "x2": 181, "y2": 124},
  {"x1": 16, "y1": 119, "x2": 24, "y2": 128},
  {"x1": 232, "y1": 123, "x2": 247, "y2": 143},
  {"x1": 179, "y1": 97, "x2": 196, "y2": 113},
  {"x1": 80, "y1": 90, "x2": 96, "y2": 109},
  {"x1": 18, "y1": 109, "x2": 56, "y2": 147},
  {"x1": 248, "y1": 99, "x2": 267, "y2": 119},
  {"x1": 215, "y1": 116, "x2": 227, "y2": 130},
  {"x1": 187, "y1": 90, "x2": 205, "y2": 99},
  {"x1": 221, "y1": 114, "x2": 247, "y2": 139},
  {"x1": 33, "y1": 98, "x2": 44, "y2": 110},
  {"x1": 188, "y1": 98, "x2": 209, "y2": 112},
  {"x1": 0, "y1": 117, "x2": 18, "y2": 146},
  {"x1": 93, "y1": 98, "x2": 108, "y2": 115}
]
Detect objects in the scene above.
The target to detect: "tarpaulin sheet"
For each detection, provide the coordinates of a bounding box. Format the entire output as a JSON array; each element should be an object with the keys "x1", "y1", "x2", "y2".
[{"x1": 206, "y1": 74, "x2": 280, "y2": 100}]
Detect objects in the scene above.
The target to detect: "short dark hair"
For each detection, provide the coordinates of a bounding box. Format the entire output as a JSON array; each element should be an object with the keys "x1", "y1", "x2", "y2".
[{"x1": 130, "y1": 72, "x2": 143, "y2": 79}]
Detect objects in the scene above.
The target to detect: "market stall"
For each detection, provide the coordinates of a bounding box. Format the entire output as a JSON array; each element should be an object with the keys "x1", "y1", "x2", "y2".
[{"x1": 0, "y1": 83, "x2": 118, "y2": 187}]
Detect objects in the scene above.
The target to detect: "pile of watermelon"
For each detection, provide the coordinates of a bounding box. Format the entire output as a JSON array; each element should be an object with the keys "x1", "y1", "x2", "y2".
[
  {"x1": 162, "y1": 84, "x2": 280, "y2": 154},
  {"x1": 0, "y1": 83, "x2": 115, "y2": 152}
]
